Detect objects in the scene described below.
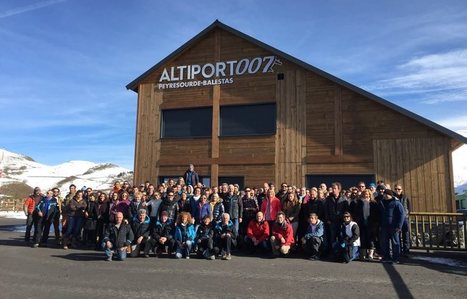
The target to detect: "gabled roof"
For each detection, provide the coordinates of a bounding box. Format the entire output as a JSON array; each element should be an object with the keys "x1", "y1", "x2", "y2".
[{"x1": 126, "y1": 20, "x2": 467, "y2": 146}]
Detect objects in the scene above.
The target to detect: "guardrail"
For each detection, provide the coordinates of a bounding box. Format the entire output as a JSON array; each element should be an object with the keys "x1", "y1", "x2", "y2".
[
  {"x1": 0, "y1": 199, "x2": 22, "y2": 212},
  {"x1": 410, "y1": 212, "x2": 467, "y2": 252}
]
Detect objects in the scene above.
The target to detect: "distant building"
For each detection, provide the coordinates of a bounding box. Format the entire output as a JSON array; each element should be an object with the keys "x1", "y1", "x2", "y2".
[{"x1": 127, "y1": 20, "x2": 467, "y2": 212}]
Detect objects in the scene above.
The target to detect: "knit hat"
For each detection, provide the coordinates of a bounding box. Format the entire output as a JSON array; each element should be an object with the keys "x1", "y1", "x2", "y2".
[
  {"x1": 384, "y1": 189, "x2": 394, "y2": 196},
  {"x1": 376, "y1": 184, "x2": 386, "y2": 191}
]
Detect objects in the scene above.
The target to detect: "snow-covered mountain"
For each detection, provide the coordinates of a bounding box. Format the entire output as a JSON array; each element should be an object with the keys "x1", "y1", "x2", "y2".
[{"x1": 0, "y1": 148, "x2": 133, "y2": 198}]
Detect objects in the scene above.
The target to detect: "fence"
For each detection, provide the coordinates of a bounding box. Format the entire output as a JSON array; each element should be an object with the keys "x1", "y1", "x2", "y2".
[
  {"x1": 410, "y1": 212, "x2": 467, "y2": 252},
  {"x1": 0, "y1": 199, "x2": 22, "y2": 212}
]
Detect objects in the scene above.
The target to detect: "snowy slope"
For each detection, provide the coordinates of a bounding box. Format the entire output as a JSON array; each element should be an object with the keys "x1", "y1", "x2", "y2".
[{"x1": 0, "y1": 148, "x2": 132, "y2": 194}]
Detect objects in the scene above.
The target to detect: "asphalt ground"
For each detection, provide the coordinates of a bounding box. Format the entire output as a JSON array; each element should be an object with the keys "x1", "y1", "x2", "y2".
[{"x1": 0, "y1": 217, "x2": 466, "y2": 299}]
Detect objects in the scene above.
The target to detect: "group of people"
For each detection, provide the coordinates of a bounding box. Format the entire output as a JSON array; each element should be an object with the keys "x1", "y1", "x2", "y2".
[{"x1": 23, "y1": 165, "x2": 411, "y2": 264}]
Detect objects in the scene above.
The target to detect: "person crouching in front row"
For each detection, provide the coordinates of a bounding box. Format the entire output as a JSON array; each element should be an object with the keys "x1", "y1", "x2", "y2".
[
  {"x1": 301, "y1": 213, "x2": 324, "y2": 260},
  {"x1": 130, "y1": 209, "x2": 151, "y2": 257},
  {"x1": 244, "y1": 211, "x2": 270, "y2": 254},
  {"x1": 214, "y1": 213, "x2": 237, "y2": 260},
  {"x1": 174, "y1": 212, "x2": 195, "y2": 259},
  {"x1": 150, "y1": 210, "x2": 176, "y2": 257},
  {"x1": 270, "y1": 211, "x2": 295, "y2": 257},
  {"x1": 335, "y1": 212, "x2": 360, "y2": 263},
  {"x1": 102, "y1": 211, "x2": 134, "y2": 261},
  {"x1": 195, "y1": 215, "x2": 215, "y2": 260}
]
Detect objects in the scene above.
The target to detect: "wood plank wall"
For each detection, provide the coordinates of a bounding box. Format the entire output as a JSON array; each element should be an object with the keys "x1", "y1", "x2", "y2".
[
  {"x1": 275, "y1": 69, "x2": 307, "y2": 186},
  {"x1": 131, "y1": 26, "x2": 459, "y2": 212},
  {"x1": 373, "y1": 137, "x2": 454, "y2": 212}
]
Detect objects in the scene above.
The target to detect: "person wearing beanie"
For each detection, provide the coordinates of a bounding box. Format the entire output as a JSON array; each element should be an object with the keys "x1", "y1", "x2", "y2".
[
  {"x1": 379, "y1": 189, "x2": 405, "y2": 264},
  {"x1": 335, "y1": 211, "x2": 360, "y2": 263}
]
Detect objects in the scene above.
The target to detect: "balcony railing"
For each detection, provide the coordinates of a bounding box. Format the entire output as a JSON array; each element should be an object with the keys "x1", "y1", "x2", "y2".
[{"x1": 410, "y1": 212, "x2": 467, "y2": 252}]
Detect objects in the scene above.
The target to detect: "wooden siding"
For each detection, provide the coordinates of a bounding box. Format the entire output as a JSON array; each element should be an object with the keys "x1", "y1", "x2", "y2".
[
  {"x1": 373, "y1": 138, "x2": 454, "y2": 212},
  {"x1": 131, "y1": 26, "x2": 458, "y2": 211}
]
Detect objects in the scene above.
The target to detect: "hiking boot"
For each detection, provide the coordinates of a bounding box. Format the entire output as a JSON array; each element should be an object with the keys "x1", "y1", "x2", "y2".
[{"x1": 225, "y1": 254, "x2": 231, "y2": 260}]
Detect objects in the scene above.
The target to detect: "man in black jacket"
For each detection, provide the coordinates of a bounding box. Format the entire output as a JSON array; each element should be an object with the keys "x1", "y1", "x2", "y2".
[
  {"x1": 103, "y1": 212, "x2": 134, "y2": 261},
  {"x1": 323, "y1": 182, "x2": 349, "y2": 255},
  {"x1": 394, "y1": 184, "x2": 411, "y2": 256},
  {"x1": 150, "y1": 211, "x2": 175, "y2": 256},
  {"x1": 130, "y1": 209, "x2": 151, "y2": 257}
]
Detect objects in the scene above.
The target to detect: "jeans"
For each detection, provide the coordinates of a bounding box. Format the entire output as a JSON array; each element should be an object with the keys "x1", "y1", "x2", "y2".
[
  {"x1": 176, "y1": 240, "x2": 193, "y2": 258},
  {"x1": 244, "y1": 237, "x2": 269, "y2": 252},
  {"x1": 304, "y1": 236, "x2": 323, "y2": 257},
  {"x1": 334, "y1": 242, "x2": 359, "y2": 263},
  {"x1": 63, "y1": 216, "x2": 83, "y2": 242},
  {"x1": 380, "y1": 228, "x2": 401, "y2": 262},
  {"x1": 232, "y1": 218, "x2": 239, "y2": 236},
  {"x1": 104, "y1": 243, "x2": 127, "y2": 261},
  {"x1": 25, "y1": 214, "x2": 34, "y2": 241},
  {"x1": 34, "y1": 217, "x2": 53, "y2": 244},
  {"x1": 401, "y1": 218, "x2": 410, "y2": 254}
]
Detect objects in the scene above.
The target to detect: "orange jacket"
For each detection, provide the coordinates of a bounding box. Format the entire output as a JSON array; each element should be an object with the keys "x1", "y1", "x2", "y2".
[{"x1": 24, "y1": 197, "x2": 36, "y2": 215}]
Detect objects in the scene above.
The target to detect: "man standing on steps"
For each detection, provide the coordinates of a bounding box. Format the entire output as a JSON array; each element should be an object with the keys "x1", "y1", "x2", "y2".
[{"x1": 183, "y1": 164, "x2": 199, "y2": 187}]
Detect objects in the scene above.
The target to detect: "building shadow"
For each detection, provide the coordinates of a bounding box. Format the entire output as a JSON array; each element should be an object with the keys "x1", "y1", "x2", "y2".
[{"x1": 382, "y1": 263, "x2": 415, "y2": 299}]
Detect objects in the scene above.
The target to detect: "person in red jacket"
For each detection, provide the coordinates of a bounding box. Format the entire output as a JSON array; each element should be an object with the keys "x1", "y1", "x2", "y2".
[
  {"x1": 245, "y1": 211, "x2": 270, "y2": 254},
  {"x1": 260, "y1": 189, "x2": 282, "y2": 230},
  {"x1": 23, "y1": 187, "x2": 42, "y2": 243},
  {"x1": 270, "y1": 211, "x2": 295, "y2": 257}
]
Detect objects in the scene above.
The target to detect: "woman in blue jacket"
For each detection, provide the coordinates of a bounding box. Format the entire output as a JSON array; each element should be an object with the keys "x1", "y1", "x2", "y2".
[{"x1": 174, "y1": 212, "x2": 196, "y2": 259}]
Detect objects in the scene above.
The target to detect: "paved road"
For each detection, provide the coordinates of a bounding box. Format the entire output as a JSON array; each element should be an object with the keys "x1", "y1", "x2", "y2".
[{"x1": 0, "y1": 217, "x2": 466, "y2": 298}]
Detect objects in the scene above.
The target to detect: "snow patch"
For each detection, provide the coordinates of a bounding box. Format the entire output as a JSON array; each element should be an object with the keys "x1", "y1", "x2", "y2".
[
  {"x1": 411, "y1": 256, "x2": 466, "y2": 268},
  {"x1": 0, "y1": 211, "x2": 27, "y2": 220}
]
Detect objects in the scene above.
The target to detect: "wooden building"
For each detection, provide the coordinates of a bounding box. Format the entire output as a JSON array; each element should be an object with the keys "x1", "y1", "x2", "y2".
[{"x1": 127, "y1": 20, "x2": 467, "y2": 212}]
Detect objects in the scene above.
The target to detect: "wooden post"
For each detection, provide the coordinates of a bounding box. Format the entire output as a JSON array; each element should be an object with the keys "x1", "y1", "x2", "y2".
[{"x1": 211, "y1": 29, "x2": 220, "y2": 186}]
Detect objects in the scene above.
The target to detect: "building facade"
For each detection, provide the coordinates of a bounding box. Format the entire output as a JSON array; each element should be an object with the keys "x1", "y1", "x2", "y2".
[{"x1": 127, "y1": 21, "x2": 466, "y2": 212}]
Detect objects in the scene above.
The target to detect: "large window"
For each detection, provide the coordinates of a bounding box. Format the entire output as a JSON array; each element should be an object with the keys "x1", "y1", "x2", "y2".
[
  {"x1": 220, "y1": 103, "x2": 276, "y2": 136},
  {"x1": 161, "y1": 107, "x2": 212, "y2": 138},
  {"x1": 306, "y1": 174, "x2": 376, "y2": 190}
]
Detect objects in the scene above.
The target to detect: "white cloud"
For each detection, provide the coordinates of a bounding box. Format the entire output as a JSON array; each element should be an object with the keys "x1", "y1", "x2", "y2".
[
  {"x1": 437, "y1": 115, "x2": 467, "y2": 131},
  {"x1": 369, "y1": 49, "x2": 467, "y2": 104},
  {"x1": 0, "y1": 0, "x2": 66, "y2": 19}
]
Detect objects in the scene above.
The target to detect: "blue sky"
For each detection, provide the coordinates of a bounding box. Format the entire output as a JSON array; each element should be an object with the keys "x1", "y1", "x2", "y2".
[{"x1": 1, "y1": 0, "x2": 467, "y2": 169}]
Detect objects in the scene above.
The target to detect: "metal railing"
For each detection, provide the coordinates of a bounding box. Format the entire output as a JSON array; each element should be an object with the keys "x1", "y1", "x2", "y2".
[
  {"x1": 410, "y1": 212, "x2": 467, "y2": 252},
  {"x1": 0, "y1": 199, "x2": 22, "y2": 212}
]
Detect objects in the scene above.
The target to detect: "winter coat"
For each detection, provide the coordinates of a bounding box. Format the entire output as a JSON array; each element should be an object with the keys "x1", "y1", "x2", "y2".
[
  {"x1": 214, "y1": 220, "x2": 238, "y2": 241},
  {"x1": 339, "y1": 221, "x2": 360, "y2": 247},
  {"x1": 260, "y1": 197, "x2": 282, "y2": 222},
  {"x1": 103, "y1": 222, "x2": 134, "y2": 248},
  {"x1": 151, "y1": 220, "x2": 174, "y2": 241},
  {"x1": 183, "y1": 169, "x2": 199, "y2": 187},
  {"x1": 242, "y1": 196, "x2": 259, "y2": 221},
  {"x1": 246, "y1": 219, "x2": 270, "y2": 242},
  {"x1": 67, "y1": 198, "x2": 87, "y2": 218},
  {"x1": 195, "y1": 223, "x2": 215, "y2": 242},
  {"x1": 129, "y1": 200, "x2": 148, "y2": 221},
  {"x1": 115, "y1": 200, "x2": 131, "y2": 220},
  {"x1": 35, "y1": 196, "x2": 59, "y2": 220},
  {"x1": 304, "y1": 219, "x2": 324, "y2": 240},
  {"x1": 177, "y1": 199, "x2": 192, "y2": 214},
  {"x1": 379, "y1": 198, "x2": 405, "y2": 231},
  {"x1": 160, "y1": 198, "x2": 179, "y2": 222},
  {"x1": 96, "y1": 200, "x2": 110, "y2": 223},
  {"x1": 351, "y1": 199, "x2": 380, "y2": 228},
  {"x1": 282, "y1": 199, "x2": 300, "y2": 223},
  {"x1": 223, "y1": 193, "x2": 243, "y2": 219},
  {"x1": 174, "y1": 223, "x2": 196, "y2": 243},
  {"x1": 271, "y1": 221, "x2": 295, "y2": 246},
  {"x1": 85, "y1": 200, "x2": 99, "y2": 221},
  {"x1": 212, "y1": 200, "x2": 225, "y2": 223},
  {"x1": 147, "y1": 198, "x2": 162, "y2": 218},
  {"x1": 131, "y1": 215, "x2": 151, "y2": 241},
  {"x1": 324, "y1": 194, "x2": 349, "y2": 223},
  {"x1": 193, "y1": 202, "x2": 212, "y2": 224},
  {"x1": 398, "y1": 194, "x2": 411, "y2": 217}
]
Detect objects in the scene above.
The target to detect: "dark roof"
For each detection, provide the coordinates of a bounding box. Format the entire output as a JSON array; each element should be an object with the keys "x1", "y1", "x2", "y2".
[{"x1": 126, "y1": 20, "x2": 467, "y2": 145}]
